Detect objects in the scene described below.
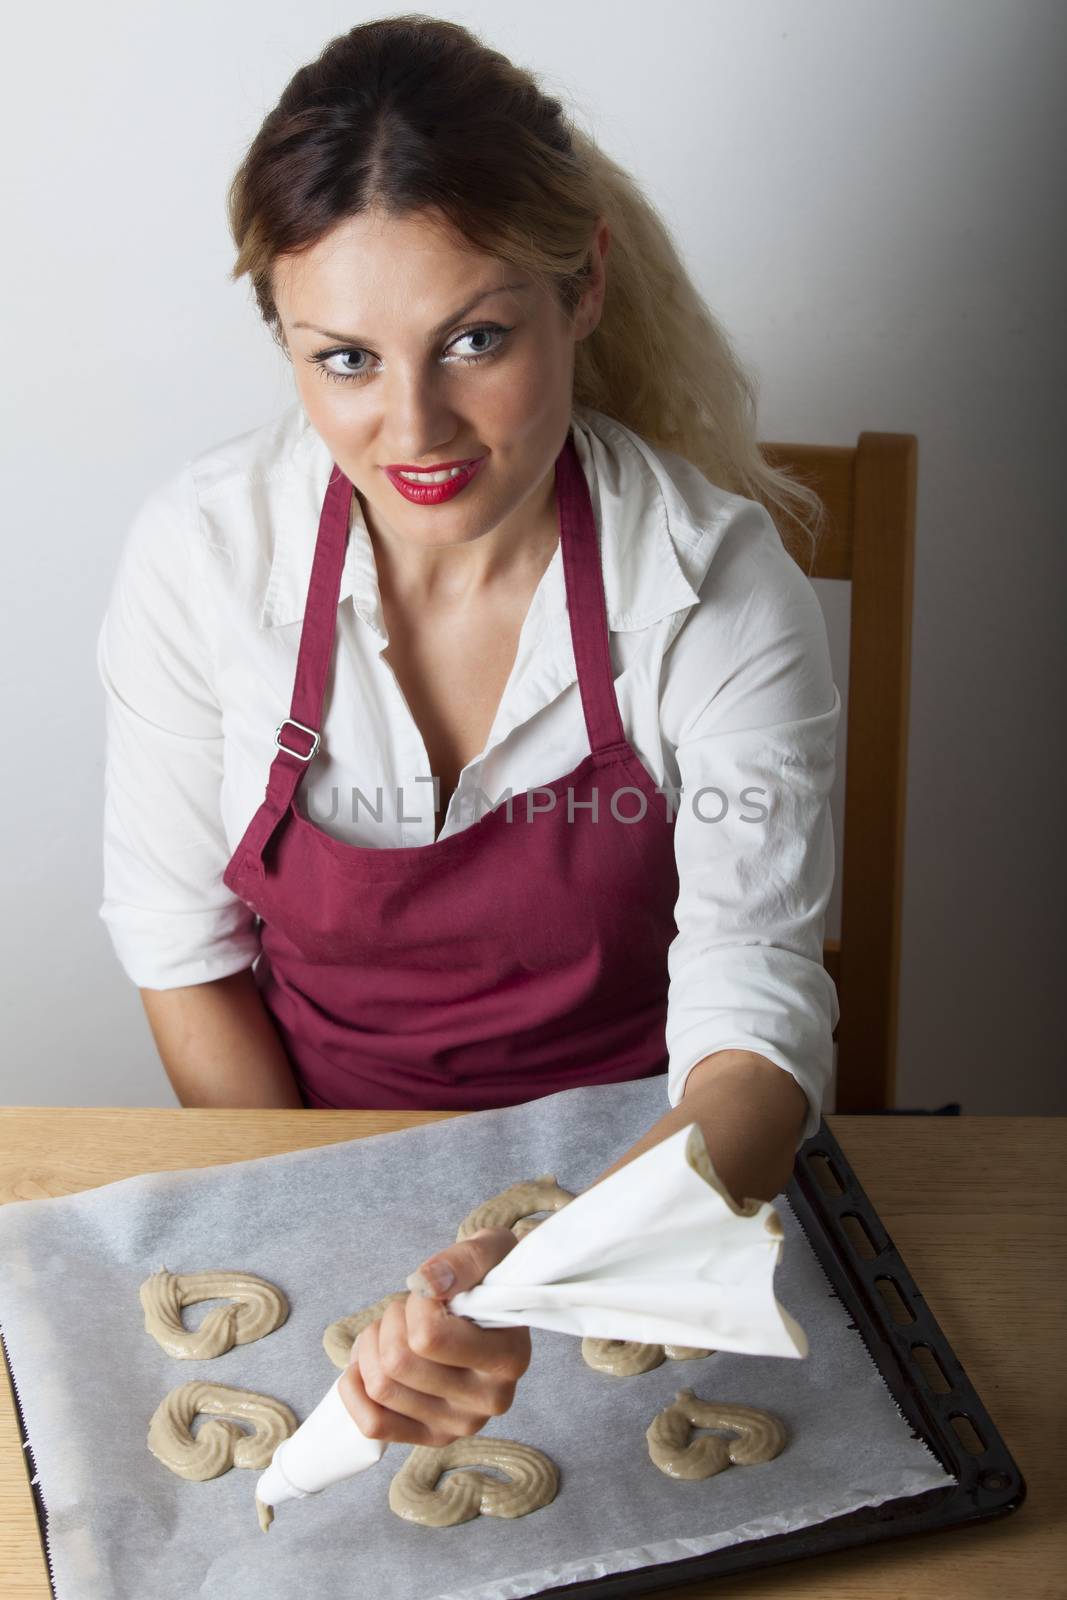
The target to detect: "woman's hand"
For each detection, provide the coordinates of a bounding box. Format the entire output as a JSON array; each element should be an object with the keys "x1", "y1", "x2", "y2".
[{"x1": 337, "y1": 1227, "x2": 531, "y2": 1446}]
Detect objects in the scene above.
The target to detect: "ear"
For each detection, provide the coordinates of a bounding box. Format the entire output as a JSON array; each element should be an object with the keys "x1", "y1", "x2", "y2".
[{"x1": 576, "y1": 216, "x2": 611, "y2": 339}]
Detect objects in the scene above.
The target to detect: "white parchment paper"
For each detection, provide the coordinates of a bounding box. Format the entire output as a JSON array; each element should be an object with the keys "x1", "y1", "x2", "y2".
[{"x1": 0, "y1": 1076, "x2": 955, "y2": 1600}]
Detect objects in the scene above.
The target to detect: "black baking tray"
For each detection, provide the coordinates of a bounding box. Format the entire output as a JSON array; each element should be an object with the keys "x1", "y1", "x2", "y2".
[
  {"x1": 533, "y1": 1115, "x2": 1027, "y2": 1597},
  {"x1": 1, "y1": 1116, "x2": 1026, "y2": 1600}
]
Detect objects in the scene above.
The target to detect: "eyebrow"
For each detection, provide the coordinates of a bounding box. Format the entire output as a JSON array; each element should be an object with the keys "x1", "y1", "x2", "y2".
[{"x1": 292, "y1": 281, "x2": 531, "y2": 345}]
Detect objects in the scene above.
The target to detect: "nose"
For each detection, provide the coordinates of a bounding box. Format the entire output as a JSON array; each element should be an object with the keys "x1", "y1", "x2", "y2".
[{"x1": 377, "y1": 367, "x2": 463, "y2": 466}]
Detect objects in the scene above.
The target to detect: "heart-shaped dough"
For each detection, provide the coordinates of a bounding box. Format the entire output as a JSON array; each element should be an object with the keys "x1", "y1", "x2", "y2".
[
  {"x1": 646, "y1": 1387, "x2": 787, "y2": 1479},
  {"x1": 147, "y1": 1382, "x2": 298, "y2": 1480},
  {"x1": 139, "y1": 1266, "x2": 288, "y2": 1358},
  {"x1": 581, "y1": 1338, "x2": 665, "y2": 1375},
  {"x1": 455, "y1": 1176, "x2": 575, "y2": 1241},
  {"x1": 389, "y1": 1437, "x2": 560, "y2": 1526}
]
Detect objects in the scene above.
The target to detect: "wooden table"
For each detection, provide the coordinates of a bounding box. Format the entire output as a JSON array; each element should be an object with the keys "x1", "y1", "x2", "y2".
[{"x1": 0, "y1": 1112, "x2": 1062, "y2": 1600}]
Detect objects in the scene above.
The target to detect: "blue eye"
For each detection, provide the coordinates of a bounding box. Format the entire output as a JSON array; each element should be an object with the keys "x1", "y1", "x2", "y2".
[{"x1": 310, "y1": 323, "x2": 512, "y2": 386}]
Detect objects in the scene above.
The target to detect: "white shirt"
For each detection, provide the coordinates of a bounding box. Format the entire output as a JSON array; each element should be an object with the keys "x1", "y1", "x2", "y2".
[{"x1": 96, "y1": 401, "x2": 841, "y2": 1143}]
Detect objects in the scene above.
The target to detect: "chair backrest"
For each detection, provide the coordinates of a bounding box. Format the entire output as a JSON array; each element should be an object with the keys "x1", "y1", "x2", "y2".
[{"x1": 761, "y1": 433, "x2": 918, "y2": 1112}]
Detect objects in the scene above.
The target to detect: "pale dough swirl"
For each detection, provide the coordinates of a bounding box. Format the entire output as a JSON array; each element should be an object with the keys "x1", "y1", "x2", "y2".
[
  {"x1": 322, "y1": 1291, "x2": 409, "y2": 1368},
  {"x1": 388, "y1": 1437, "x2": 560, "y2": 1526},
  {"x1": 139, "y1": 1266, "x2": 288, "y2": 1358},
  {"x1": 581, "y1": 1149, "x2": 785, "y2": 1376},
  {"x1": 580, "y1": 1338, "x2": 713, "y2": 1375},
  {"x1": 147, "y1": 1381, "x2": 298, "y2": 1481},
  {"x1": 456, "y1": 1176, "x2": 575, "y2": 1241},
  {"x1": 581, "y1": 1338, "x2": 665, "y2": 1375},
  {"x1": 646, "y1": 1387, "x2": 787, "y2": 1479}
]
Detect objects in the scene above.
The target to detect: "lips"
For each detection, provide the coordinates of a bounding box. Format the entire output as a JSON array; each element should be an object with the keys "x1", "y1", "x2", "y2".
[
  {"x1": 384, "y1": 457, "x2": 487, "y2": 505},
  {"x1": 384, "y1": 456, "x2": 482, "y2": 472}
]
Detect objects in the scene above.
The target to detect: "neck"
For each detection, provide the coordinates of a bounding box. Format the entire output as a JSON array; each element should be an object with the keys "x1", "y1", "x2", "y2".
[{"x1": 361, "y1": 470, "x2": 559, "y2": 611}]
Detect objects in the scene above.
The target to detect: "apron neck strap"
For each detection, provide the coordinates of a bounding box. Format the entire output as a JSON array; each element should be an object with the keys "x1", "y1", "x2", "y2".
[{"x1": 261, "y1": 425, "x2": 625, "y2": 836}]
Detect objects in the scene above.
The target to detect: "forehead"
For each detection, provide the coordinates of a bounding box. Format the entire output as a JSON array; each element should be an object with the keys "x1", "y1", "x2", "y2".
[{"x1": 272, "y1": 209, "x2": 511, "y2": 317}]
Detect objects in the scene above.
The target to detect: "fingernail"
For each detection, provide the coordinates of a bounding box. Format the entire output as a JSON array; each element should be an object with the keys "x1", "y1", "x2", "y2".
[
  {"x1": 347, "y1": 1330, "x2": 363, "y2": 1367},
  {"x1": 406, "y1": 1260, "x2": 454, "y2": 1297}
]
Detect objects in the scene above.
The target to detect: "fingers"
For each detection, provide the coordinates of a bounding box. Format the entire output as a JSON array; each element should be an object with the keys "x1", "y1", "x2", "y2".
[
  {"x1": 336, "y1": 1228, "x2": 532, "y2": 1447},
  {"x1": 367, "y1": 1300, "x2": 517, "y2": 1410},
  {"x1": 339, "y1": 1351, "x2": 478, "y2": 1447},
  {"x1": 340, "y1": 1308, "x2": 510, "y2": 1446},
  {"x1": 404, "y1": 1225, "x2": 530, "y2": 1372},
  {"x1": 406, "y1": 1225, "x2": 520, "y2": 1301},
  {"x1": 405, "y1": 1288, "x2": 532, "y2": 1378},
  {"x1": 347, "y1": 1312, "x2": 511, "y2": 1440},
  {"x1": 337, "y1": 1293, "x2": 527, "y2": 1445}
]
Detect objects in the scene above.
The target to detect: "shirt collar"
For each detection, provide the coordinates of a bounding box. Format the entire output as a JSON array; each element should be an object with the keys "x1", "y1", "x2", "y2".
[{"x1": 258, "y1": 402, "x2": 723, "y2": 636}]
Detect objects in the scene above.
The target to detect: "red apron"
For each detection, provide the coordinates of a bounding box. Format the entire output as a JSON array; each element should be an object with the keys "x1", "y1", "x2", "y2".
[{"x1": 221, "y1": 426, "x2": 681, "y2": 1109}]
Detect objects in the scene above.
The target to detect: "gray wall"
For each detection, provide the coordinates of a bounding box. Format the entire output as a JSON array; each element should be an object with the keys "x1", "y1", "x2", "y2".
[{"x1": 3, "y1": 0, "x2": 1062, "y2": 1112}]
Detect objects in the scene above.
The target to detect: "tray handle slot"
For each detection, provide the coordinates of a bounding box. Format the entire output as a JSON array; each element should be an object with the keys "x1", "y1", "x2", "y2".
[
  {"x1": 840, "y1": 1211, "x2": 880, "y2": 1260},
  {"x1": 873, "y1": 1274, "x2": 917, "y2": 1325},
  {"x1": 910, "y1": 1341, "x2": 952, "y2": 1394},
  {"x1": 949, "y1": 1412, "x2": 988, "y2": 1457},
  {"x1": 808, "y1": 1151, "x2": 846, "y2": 1196}
]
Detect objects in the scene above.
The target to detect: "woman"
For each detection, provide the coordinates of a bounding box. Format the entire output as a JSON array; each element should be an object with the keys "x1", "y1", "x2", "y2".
[{"x1": 97, "y1": 17, "x2": 840, "y2": 1451}]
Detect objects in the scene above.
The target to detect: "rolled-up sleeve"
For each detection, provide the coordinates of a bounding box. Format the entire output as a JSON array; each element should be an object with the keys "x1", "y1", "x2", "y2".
[
  {"x1": 664, "y1": 513, "x2": 841, "y2": 1147},
  {"x1": 96, "y1": 466, "x2": 260, "y2": 988}
]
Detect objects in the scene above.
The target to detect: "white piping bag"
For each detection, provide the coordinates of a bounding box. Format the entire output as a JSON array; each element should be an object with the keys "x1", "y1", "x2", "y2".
[{"x1": 254, "y1": 1121, "x2": 807, "y2": 1528}]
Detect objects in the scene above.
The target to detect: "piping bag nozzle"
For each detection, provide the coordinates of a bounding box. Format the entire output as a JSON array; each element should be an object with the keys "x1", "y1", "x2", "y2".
[{"x1": 256, "y1": 1374, "x2": 387, "y2": 1511}]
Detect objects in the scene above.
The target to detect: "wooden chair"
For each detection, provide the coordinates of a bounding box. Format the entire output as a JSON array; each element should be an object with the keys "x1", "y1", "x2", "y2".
[{"x1": 760, "y1": 433, "x2": 918, "y2": 1113}]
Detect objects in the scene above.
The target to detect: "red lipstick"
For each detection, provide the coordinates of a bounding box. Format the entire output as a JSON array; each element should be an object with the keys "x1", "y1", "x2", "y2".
[
  {"x1": 383, "y1": 456, "x2": 486, "y2": 506},
  {"x1": 385, "y1": 456, "x2": 480, "y2": 472}
]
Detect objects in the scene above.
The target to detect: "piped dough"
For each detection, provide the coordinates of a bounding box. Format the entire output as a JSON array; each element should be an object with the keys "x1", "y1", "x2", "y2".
[
  {"x1": 581, "y1": 1338, "x2": 713, "y2": 1375},
  {"x1": 646, "y1": 1387, "x2": 787, "y2": 1479},
  {"x1": 388, "y1": 1438, "x2": 560, "y2": 1526},
  {"x1": 322, "y1": 1292, "x2": 409, "y2": 1368},
  {"x1": 455, "y1": 1176, "x2": 575, "y2": 1241},
  {"x1": 581, "y1": 1338, "x2": 665, "y2": 1376},
  {"x1": 139, "y1": 1266, "x2": 288, "y2": 1358},
  {"x1": 147, "y1": 1381, "x2": 298, "y2": 1481}
]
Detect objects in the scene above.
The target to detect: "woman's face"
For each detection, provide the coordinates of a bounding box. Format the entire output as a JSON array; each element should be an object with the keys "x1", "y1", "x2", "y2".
[{"x1": 271, "y1": 207, "x2": 608, "y2": 558}]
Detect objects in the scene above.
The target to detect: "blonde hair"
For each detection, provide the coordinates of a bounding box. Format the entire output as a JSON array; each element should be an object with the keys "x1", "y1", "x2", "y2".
[{"x1": 227, "y1": 13, "x2": 825, "y2": 567}]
